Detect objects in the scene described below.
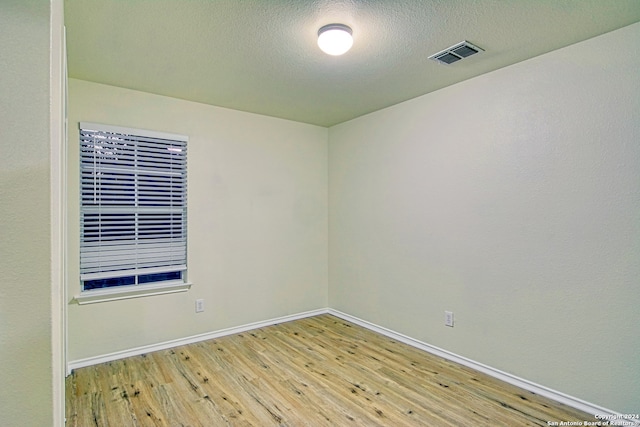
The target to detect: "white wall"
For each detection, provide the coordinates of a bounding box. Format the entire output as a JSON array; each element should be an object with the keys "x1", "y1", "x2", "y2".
[
  {"x1": 328, "y1": 23, "x2": 640, "y2": 413},
  {"x1": 67, "y1": 79, "x2": 328, "y2": 361},
  {"x1": 0, "y1": 1, "x2": 62, "y2": 425}
]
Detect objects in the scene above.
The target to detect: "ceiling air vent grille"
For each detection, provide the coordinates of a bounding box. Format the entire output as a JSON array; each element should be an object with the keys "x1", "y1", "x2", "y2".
[{"x1": 429, "y1": 41, "x2": 484, "y2": 65}]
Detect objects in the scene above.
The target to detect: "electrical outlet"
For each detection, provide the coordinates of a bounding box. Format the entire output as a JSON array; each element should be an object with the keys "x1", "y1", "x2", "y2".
[
  {"x1": 195, "y1": 299, "x2": 205, "y2": 313},
  {"x1": 445, "y1": 311, "x2": 454, "y2": 327}
]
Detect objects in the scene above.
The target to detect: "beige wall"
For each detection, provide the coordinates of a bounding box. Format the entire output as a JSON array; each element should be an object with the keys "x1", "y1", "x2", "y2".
[
  {"x1": 0, "y1": 0, "x2": 62, "y2": 425},
  {"x1": 67, "y1": 79, "x2": 329, "y2": 361},
  {"x1": 328, "y1": 23, "x2": 640, "y2": 413},
  {"x1": 66, "y1": 23, "x2": 639, "y2": 415}
]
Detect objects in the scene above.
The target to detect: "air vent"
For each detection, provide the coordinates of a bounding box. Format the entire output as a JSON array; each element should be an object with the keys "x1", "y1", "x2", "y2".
[{"x1": 429, "y1": 41, "x2": 484, "y2": 65}]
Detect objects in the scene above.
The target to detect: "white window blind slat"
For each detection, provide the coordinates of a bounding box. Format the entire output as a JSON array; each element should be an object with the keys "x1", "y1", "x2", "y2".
[{"x1": 79, "y1": 123, "x2": 188, "y2": 291}]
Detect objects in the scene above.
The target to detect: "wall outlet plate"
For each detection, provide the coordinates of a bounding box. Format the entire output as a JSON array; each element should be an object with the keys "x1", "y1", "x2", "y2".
[
  {"x1": 195, "y1": 299, "x2": 205, "y2": 313},
  {"x1": 445, "y1": 311, "x2": 454, "y2": 327}
]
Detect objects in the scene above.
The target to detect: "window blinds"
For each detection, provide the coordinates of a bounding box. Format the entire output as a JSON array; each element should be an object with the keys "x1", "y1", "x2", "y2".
[{"x1": 79, "y1": 122, "x2": 187, "y2": 290}]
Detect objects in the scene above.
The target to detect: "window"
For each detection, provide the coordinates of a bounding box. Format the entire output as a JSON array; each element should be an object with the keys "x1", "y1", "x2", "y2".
[{"x1": 79, "y1": 122, "x2": 188, "y2": 300}]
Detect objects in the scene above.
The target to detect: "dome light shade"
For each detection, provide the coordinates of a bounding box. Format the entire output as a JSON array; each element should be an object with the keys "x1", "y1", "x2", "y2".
[{"x1": 317, "y1": 24, "x2": 353, "y2": 56}]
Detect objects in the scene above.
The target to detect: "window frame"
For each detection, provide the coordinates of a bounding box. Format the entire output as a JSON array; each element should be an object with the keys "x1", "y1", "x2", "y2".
[{"x1": 75, "y1": 122, "x2": 190, "y2": 304}]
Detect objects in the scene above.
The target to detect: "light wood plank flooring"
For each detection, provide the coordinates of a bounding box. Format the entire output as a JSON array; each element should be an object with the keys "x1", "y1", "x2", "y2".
[{"x1": 66, "y1": 314, "x2": 593, "y2": 426}]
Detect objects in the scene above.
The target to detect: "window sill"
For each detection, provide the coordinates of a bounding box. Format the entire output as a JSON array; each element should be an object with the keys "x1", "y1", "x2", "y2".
[{"x1": 74, "y1": 281, "x2": 192, "y2": 305}]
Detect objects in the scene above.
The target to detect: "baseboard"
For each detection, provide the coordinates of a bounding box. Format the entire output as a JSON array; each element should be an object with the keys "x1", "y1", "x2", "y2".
[
  {"x1": 66, "y1": 307, "x2": 637, "y2": 426},
  {"x1": 328, "y1": 309, "x2": 637, "y2": 425},
  {"x1": 67, "y1": 308, "x2": 329, "y2": 374}
]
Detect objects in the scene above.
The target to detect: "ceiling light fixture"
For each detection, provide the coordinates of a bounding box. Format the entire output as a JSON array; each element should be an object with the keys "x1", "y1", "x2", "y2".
[{"x1": 317, "y1": 23, "x2": 353, "y2": 56}]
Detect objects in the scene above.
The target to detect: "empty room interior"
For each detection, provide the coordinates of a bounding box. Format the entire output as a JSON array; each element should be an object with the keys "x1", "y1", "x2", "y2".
[{"x1": 2, "y1": 1, "x2": 639, "y2": 426}]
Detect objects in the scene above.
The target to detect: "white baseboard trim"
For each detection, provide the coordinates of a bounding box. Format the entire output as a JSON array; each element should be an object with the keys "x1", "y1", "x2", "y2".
[
  {"x1": 67, "y1": 308, "x2": 329, "y2": 374},
  {"x1": 328, "y1": 309, "x2": 636, "y2": 425},
  {"x1": 66, "y1": 307, "x2": 637, "y2": 426}
]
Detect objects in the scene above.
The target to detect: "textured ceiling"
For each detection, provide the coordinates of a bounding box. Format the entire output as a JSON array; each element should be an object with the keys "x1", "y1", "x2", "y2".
[{"x1": 65, "y1": 0, "x2": 640, "y2": 127}]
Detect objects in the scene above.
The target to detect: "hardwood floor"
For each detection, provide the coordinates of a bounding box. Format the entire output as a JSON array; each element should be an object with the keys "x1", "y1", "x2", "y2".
[{"x1": 66, "y1": 314, "x2": 592, "y2": 426}]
